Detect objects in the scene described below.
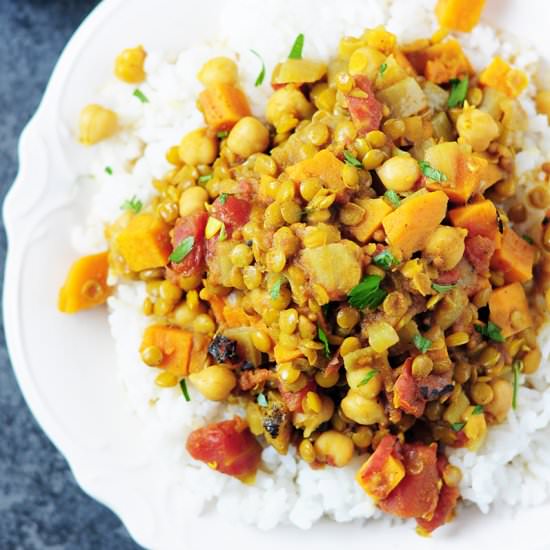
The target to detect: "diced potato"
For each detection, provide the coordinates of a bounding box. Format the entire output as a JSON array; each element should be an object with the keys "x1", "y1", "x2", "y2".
[
  {"x1": 116, "y1": 213, "x2": 172, "y2": 272},
  {"x1": 349, "y1": 197, "x2": 393, "y2": 243},
  {"x1": 198, "y1": 84, "x2": 251, "y2": 132},
  {"x1": 479, "y1": 56, "x2": 528, "y2": 99},
  {"x1": 271, "y1": 59, "x2": 327, "y2": 85},
  {"x1": 489, "y1": 282, "x2": 533, "y2": 338},
  {"x1": 367, "y1": 321, "x2": 399, "y2": 353},
  {"x1": 463, "y1": 406, "x2": 487, "y2": 452},
  {"x1": 300, "y1": 242, "x2": 362, "y2": 299},
  {"x1": 490, "y1": 227, "x2": 534, "y2": 283},
  {"x1": 375, "y1": 54, "x2": 408, "y2": 90},
  {"x1": 365, "y1": 26, "x2": 397, "y2": 54},
  {"x1": 431, "y1": 112, "x2": 454, "y2": 141},
  {"x1": 435, "y1": 0, "x2": 486, "y2": 32},
  {"x1": 382, "y1": 190, "x2": 448, "y2": 258},
  {"x1": 443, "y1": 389, "x2": 470, "y2": 424},
  {"x1": 376, "y1": 77, "x2": 428, "y2": 118},
  {"x1": 423, "y1": 81, "x2": 450, "y2": 112},
  {"x1": 348, "y1": 47, "x2": 386, "y2": 81}
]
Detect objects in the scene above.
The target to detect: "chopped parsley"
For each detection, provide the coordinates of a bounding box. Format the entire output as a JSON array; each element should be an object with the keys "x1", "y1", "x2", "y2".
[
  {"x1": 522, "y1": 234, "x2": 534, "y2": 245},
  {"x1": 447, "y1": 76, "x2": 469, "y2": 108},
  {"x1": 384, "y1": 190, "x2": 401, "y2": 208},
  {"x1": 475, "y1": 321, "x2": 504, "y2": 343},
  {"x1": 432, "y1": 282, "x2": 456, "y2": 293},
  {"x1": 343, "y1": 150, "x2": 363, "y2": 168},
  {"x1": 413, "y1": 334, "x2": 432, "y2": 354},
  {"x1": 198, "y1": 174, "x2": 213, "y2": 184},
  {"x1": 348, "y1": 275, "x2": 387, "y2": 310},
  {"x1": 219, "y1": 192, "x2": 228, "y2": 205},
  {"x1": 358, "y1": 369, "x2": 378, "y2": 387},
  {"x1": 250, "y1": 49, "x2": 266, "y2": 86},
  {"x1": 373, "y1": 250, "x2": 399, "y2": 270},
  {"x1": 318, "y1": 326, "x2": 331, "y2": 358},
  {"x1": 179, "y1": 379, "x2": 191, "y2": 402},
  {"x1": 257, "y1": 392, "x2": 268, "y2": 407},
  {"x1": 217, "y1": 131, "x2": 229, "y2": 139},
  {"x1": 472, "y1": 404, "x2": 484, "y2": 415},
  {"x1": 105, "y1": 166, "x2": 113, "y2": 175},
  {"x1": 169, "y1": 236, "x2": 195, "y2": 263},
  {"x1": 288, "y1": 33, "x2": 305, "y2": 59},
  {"x1": 133, "y1": 88, "x2": 149, "y2": 103},
  {"x1": 270, "y1": 276, "x2": 285, "y2": 300},
  {"x1": 379, "y1": 62, "x2": 388, "y2": 76},
  {"x1": 512, "y1": 360, "x2": 522, "y2": 410},
  {"x1": 120, "y1": 195, "x2": 142, "y2": 214},
  {"x1": 450, "y1": 422, "x2": 465, "y2": 432},
  {"x1": 419, "y1": 160, "x2": 448, "y2": 183}
]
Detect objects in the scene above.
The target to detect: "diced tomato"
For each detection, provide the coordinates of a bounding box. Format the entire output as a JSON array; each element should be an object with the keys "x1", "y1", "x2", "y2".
[
  {"x1": 346, "y1": 76, "x2": 383, "y2": 135},
  {"x1": 170, "y1": 211, "x2": 208, "y2": 276},
  {"x1": 435, "y1": 267, "x2": 460, "y2": 285},
  {"x1": 449, "y1": 429, "x2": 468, "y2": 448},
  {"x1": 393, "y1": 359, "x2": 426, "y2": 417},
  {"x1": 417, "y1": 483, "x2": 460, "y2": 533},
  {"x1": 464, "y1": 235, "x2": 496, "y2": 276},
  {"x1": 379, "y1": 442, "x2": 440, "y2": 520},
  {"x1": 211, "y1": 195, "x2": 251, "y2": 236},
  {"x1": 325, "y1": 353, "x2": 343, "y2": 377},
  {"x1": 356, "y1": 435, "x2": 406, "y2": 501},
  {"x1": 186, "y1": 417, "x2": 262, "y2": 478},
  {"x1": 277, "y1": 378, "x2": 316, "y2": 413}
]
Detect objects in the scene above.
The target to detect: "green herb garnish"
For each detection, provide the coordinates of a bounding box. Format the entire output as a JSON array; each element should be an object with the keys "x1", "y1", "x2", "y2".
[
  {"x1": 475, "y1": 321, "x2": 504, "y2": 343},
  {"x1": 343, "y1": 150, "x2": 363, "y2": 168},
  {"x1": 270, "y1": 276, "x2": 285, "y2": 300},
  {"x1": 198, "y1": 174, "x2": 213, "y2": 184},
  {"x1": 379, "y1": 63, "x2": 388, "y2": 76},
  {"x1": 288, "y1": 33, "x2": 305, "y2": 59},
  {"x1": 512, "y1": 360, "x2": 522, "y2": 410},
  {"x1": 447, "y1": 76, "x2": 469, "y2": 108},
  {"x1": 120, "y1": 195, "x2": 142, "y2": 214},
  {"x1": 358, "y1": 369, "x2": 378, "y2": 387},
  {"x1": 257, "y1": 393, "x2": 268, "y2": 407},
  {"x1": 373, "y1": 250, "x2": 399, "y2": 270},
  {"x1": 472, "y1": 404, "x2": 484, "y2": 415},
  {"x1": 522, "y1": 234, "x2": 534, "y2": 245},
  {"x1": 432, "y1": 282, "x2": 456, "y2": 293},
  {"x1": 413, "y1": 334, "x2": 432, "y2": 354},
  {"x1": 105, "y1": 166, "x2": 113, "y2": 175},
  {"x1": 250, "y1": 49, "x2": 266, "y2": 86},
  {"x1": 169, "y1": 236, "x2": 195, "y2": 263},
  {"x1": 348, "y1": 275, "x2": 387, "y2": 310},
  {"x1": 133, "y1": 88, "x2": 149, "y2": 103},
  {"x1": 450, "y1": 422, "x2": 465, "y2": 432},
  {"x1": 384, "y1": 190, "x2": 401, "y2": 208},
  {"x1": 318, "y1": 326, "x2": 331, "y2": 358},
  {"x1": 419, "y1": 161, "x2": 448, "y2": 183},
  {"x1": 219, "y1": 192, "x2": 228, "y2": 205},
  {"x1": 179, "y1": 379, "x2": 191, "y2": 402},
  {"x1": 217, "y1": 131, "x2": 229, "y2": 139}
]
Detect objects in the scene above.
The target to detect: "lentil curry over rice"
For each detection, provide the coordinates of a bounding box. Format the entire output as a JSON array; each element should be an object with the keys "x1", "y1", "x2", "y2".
[{"x1": 58, "y1": 0, "x2": 550, "y2": 535}]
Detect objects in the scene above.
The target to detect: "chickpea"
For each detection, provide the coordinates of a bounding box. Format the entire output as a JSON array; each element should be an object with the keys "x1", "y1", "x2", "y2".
[
  {"x1": 346, "y1": 368, "x2": 382, "y2": 398},
  {"x1": 424, "y1": 225, "x2": 467, "y2": 270},
  {"x1": 341, "y1": 390, "x2": 386, "y2": 425},
  {"x1": 227, "y1": 117, "x2": 270, "y2": 158},
  {"x1": 189, "y1": 365, "x2": 236, "y2": 401},
  {"x1": 230, "y1": 243, "x2": 254, "y2": 267},
  {"x1": 114, "y1": 45, "x2": 146, "y2": 83},
  {"x1": 484, "y1": 379, "x2": 513, "y2": 423},
  {"x1": 535, "y1": 90, "x2": 550, "y2": 123},
  {"x1": 178, "y1": 128, "x2": 218, "y2": 166},
  {"x1": 179, "y1": 186, "x2": 208, "y2": 218},
  {"x1": 376, "y1": 156, "x2": 420, "y2": 192},
  {"x1": 314, "y1": 430, "x2": 354, "y2": 467},
  {"x1": 266, "y1": 86, "x2": 314, "y2": 126},
  {"x1": 197, "y1": 56, "x2": 238, "y2": 87},
  {"x1": 457, "y1": 108, "x2": 500, "y2": 152},
  {"x1": 294, "y1": 395, "x2": 335, "y2": 437},
  {"x1": 79, "y1": 104, "x2": 118, "y2": 145},
  {"x1": 522, "y1": 347, "x2": 541, "y2": 375}
]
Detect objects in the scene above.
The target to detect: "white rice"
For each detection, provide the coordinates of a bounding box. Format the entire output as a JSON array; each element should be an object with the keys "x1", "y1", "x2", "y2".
[{"x1": 72, "y1": 0, "x2": 550, "y2": 533}]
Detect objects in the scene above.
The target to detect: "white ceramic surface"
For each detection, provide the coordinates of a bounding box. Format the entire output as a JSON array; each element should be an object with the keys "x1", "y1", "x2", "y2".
[{"x1": 4, "y1": 1, "x2": 550, "y2": 549}]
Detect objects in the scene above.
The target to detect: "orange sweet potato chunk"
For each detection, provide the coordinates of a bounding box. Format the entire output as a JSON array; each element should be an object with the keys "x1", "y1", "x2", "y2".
[
  {"x1": 58, "y1": 252, "x2": 110, "y2": 313},
  {"x1": 435, "y1": 0, "x2": 486, "y2": 32},
  {"x1": 350, "y1": 197, "x2": 393, "y2": 243},
  {"x1": 116, "y1": 213, "x2": 172, "y2": 272},
  {"x1": 480, "y1": 57, "x2": 528, "y2": 99},
  {"x1": 140, "y1": 324, "x2": 193, "y2": 377},
  {"x1": 490, "y1": 226, "x2": 534, "y2": 283},
  {"x1": 448, "y1": 200, "x2": 501, "y2": 245},
  {"x1": 489, "y1": 283, "x2": 533, "y2": 338},
  {"x1": 382, "y1": 190, "x2": 448, "y2": 258},
  {"x1": 198, "y1": 84, "x2": 251, "y2": 132}
]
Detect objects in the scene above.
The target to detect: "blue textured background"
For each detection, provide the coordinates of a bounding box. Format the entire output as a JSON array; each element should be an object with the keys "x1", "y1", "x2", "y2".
[{"x1": 0, "y1": 1, "x2": 140, "y2": 548}]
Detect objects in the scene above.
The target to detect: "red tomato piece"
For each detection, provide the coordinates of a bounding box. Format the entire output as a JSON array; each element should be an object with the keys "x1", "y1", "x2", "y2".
[
  {"x1": 435, "y1": 267, "x2": 460, "y2": 285},
  {"x1": 277, "y1": 378, "x2": 316, "y2": 413},
  {"x1": 465, "y1": 235, "x2": 496, "y2": 276},
  {"x1": 393, "y1": 359, "x2": 426, "y2": 417},
  {"x1": 170, "y1": 212, "x2": 208, "y2": 276},
  {"x1": 416, "y1": 483, "x2": 460, "y2": 533},
  {"x1": 346, "y1": 76, "x2": 383, "y2": 135},
  {"x1": 186, "y1": 417, "x2": 262, "y2": 478},
  {"x1": 211, "y1": 195, "x2": 251, "y2": 236},
  {"x1": 379, "y1": 442, "x2": 440, "y2": 520}
]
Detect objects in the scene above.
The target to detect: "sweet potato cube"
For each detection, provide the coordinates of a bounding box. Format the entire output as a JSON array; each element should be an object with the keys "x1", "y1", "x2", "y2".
[
  {"x1": 382, "y1": 190, "x2": 448, "y2": 258},
  {"x1": 349, "y1": 197, "x2": 393, "y2": 243},
  {"x1": 116, "y1": 213, "x2": 171, "y2": 272},
  {"x1": 198, "y1": 84, "x2": 251, "y2": 132},
  {"x1": 424, "y1": 142, "x2": 488, "y2": 204},
  {"x1": 480, "y1": 57, "x2": 528, "y2": 99},
  {"x1": 435, "y1": 0, "x2": 486, "y2": 32},
  {"x1": 58, "y1": 252, "x2": 110, "y2": 313},
  {"x1": 140, "y1": 324, "x2": 193, "y2": 376},
  {"x1": 448, "y1": 199, "x2": 501, "y2": 246},
  {"x1": 490, "y1": 226, "x2": 534, "y2": 283},
  {"x1": 287, "y1": 150, "x2": 346, "y2": 197},
  {"x1": 489, "y1": 283, "x2": 532, "y2": 338}
]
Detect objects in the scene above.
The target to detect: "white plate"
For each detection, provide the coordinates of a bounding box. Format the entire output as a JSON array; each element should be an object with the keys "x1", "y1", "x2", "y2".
[{"x1": 4, "y1": 1, "x2": 550, "y2": 549}]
